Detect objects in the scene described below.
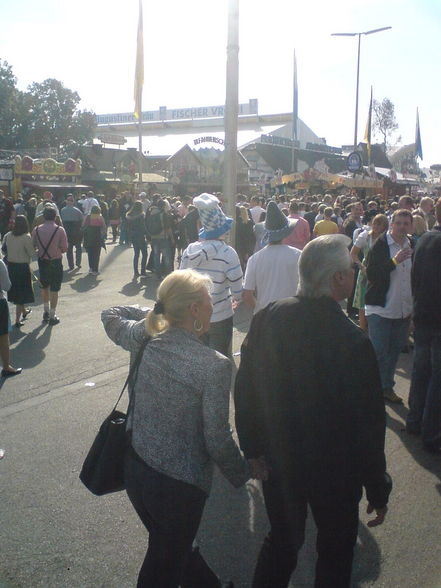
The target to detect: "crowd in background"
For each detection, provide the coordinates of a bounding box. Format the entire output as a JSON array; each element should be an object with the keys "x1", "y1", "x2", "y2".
[
  {"x1": 1, "y1": 184, "x2": 440, "y2": 586},
  {"x1": 0, "y1": 185, "x2": 439, "y2": 381}
]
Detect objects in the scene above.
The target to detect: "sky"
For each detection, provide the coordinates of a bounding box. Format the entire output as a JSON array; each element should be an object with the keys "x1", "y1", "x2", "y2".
[{"x1": 1, "y1": 0, "x2": 440, "y2": 166}]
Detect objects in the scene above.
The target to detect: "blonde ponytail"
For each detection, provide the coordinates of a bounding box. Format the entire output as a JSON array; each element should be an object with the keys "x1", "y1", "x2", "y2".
[{"x1": 145, "y1": 269, "x2": 212, "y2": 337}]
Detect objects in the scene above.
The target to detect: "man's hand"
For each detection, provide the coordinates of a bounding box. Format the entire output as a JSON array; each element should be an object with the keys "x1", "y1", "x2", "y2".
[
  {"x1": 366, "y1": 503, "x2": 388, "y2": 527},
  {"x1": 394, "y1": 248, "x2": 412, "y2": 264},
  {"x1": 231, "y1": 299, "x2": 241, "y2": 311},
  {"x1": 248, "y1": 456, "x2": 269, "y2": 481}
]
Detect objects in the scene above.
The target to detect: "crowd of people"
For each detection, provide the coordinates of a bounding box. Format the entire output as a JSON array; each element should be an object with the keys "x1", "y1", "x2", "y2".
[{"x1": 1, "y1": 184, "x2": 440, "y2": 586}]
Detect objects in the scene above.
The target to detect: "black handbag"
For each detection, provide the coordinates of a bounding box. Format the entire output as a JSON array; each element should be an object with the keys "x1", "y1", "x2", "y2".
[{"x1": 79, "y1": 338, "x2": 148, "y2": 496}]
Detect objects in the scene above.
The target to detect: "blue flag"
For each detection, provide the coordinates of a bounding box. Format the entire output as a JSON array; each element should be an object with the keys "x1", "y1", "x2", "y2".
[{"x1": 415, "y1": 108, "x2": 423, "y2": 160}]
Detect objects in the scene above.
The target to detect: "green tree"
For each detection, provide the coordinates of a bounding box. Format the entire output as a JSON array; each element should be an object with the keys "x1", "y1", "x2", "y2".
[
  {"x1": 0, "y1": 60, "x2": 23, "y2": 149},
  {"x1": 373, "y1": 97, "x2": 399, "y2": 153},
  {"x1": 26, "y1": 78, "x2": 96, "y2": 150}
]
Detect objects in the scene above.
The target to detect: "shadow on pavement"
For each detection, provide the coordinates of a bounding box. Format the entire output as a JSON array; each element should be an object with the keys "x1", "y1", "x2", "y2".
[
  {"x1": 387, "y1": 408, "x2": 441, "y2": 488},
  {"x1": 352, "y1": 522, "x2": 382, "y2": 586},
  {"x1": 99, "y1": 243, "x2": 131, "y2": 272},
  {"x1": 119, "y1": 279, "x2": 144, "y2": 298},
  {"x1": 61, "y1": 267, "x2": 82, "y2": 284},
  {"x1": 69, "y1": 275, "x2": 103, "y2": 292},
  {"x1": 142, "y1": 277, "x2": 160, "y2": 301},
  {"x1": 198, "y1": 472, "x2": 382, "y2": 588},
  {"x1": 8, "y1": 323, "x2": 51, "y2": 369},
  {"x1": 198, "y1": 476, "x2": 267, "y2": 587},
  {"x1": 395, "y1": 352, "x2": 412, "y2": 383}
]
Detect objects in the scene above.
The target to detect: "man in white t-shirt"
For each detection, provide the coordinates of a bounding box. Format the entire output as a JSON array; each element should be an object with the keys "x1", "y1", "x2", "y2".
[
  {"x1": 243, "y1": 201, "x2": 301, "y2": 313},
  {"x1": 82, "y1": 191, "x2": 100, "y2": 216},
  {"x1": 249, "y1": 196, "x2": 266, "y2": 224}
]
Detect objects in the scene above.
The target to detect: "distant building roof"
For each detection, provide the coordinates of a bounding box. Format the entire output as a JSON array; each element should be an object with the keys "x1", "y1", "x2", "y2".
[
  {"x1": 241, "y1": 142, "x2": 345, "y2": 174},
  {"x1": 388, "y1": 143, "x2": 416, "y2": 166},
  {"x1": 358, "y1": 143, "x2": 392, "y2": 169}
]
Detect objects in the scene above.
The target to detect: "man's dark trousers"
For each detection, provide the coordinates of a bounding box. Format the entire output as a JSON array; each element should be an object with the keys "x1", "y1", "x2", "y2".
[{"x1": 252, "y1": 473, "x2": 359, "y2": 588}]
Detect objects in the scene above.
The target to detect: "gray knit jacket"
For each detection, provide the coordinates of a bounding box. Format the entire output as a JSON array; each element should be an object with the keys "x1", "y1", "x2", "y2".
[{"x1": 101, "y1": 305, "x2": 250, "y2": 494}]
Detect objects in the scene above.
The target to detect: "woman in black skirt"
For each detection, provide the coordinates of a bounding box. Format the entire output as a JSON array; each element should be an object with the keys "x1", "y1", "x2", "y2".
[
  {"x1": 2, "y1": 215, "x2": 35, "y2": 327},
  {"x1": 0, "y1": 257, "x2": 21, "y2": 377}
]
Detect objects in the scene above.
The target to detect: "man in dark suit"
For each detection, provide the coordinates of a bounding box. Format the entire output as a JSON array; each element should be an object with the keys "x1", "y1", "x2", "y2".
[{"x1": 235, "y1": 234, "x2": 392, "y2": 588}]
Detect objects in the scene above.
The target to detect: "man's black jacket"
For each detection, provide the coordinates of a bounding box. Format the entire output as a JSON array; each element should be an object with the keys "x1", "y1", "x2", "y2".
[
  {"x1": 234, "y1": 296, "x2": 392, "y2": 508},
  {"x1": 411, "y1": 226, "x2": 441, "y2": 329}
]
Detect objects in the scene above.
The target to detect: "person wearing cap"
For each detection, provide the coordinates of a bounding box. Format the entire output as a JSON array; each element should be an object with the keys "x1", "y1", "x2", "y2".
[
  {"x1": 243, "y1": 201, "x2": 301, "y2": 314},
  {"x1": 180, "y1": 193, "x2": 242, "y2": 357}
]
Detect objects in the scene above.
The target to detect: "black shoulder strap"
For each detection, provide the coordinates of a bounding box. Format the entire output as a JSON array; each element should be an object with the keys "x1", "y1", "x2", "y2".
[
  {"x1": 112, "y1": 337, "x2": 150, "y2": 412},
  {"x1": 36, "y1": 225, "x2": 59, "y2": 260}
]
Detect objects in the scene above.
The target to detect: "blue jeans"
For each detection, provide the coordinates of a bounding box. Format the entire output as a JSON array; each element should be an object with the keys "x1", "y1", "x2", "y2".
[
  {"x1": 367, "y1": 314, "x2": 410, "y2": 391},
  {"x1": 151, "y1": 238, "x2": 173, "y2": 278},
  {"x1": 132, "y1": 237, "x2": 148, "y2": 275},
  {"x1": 407, "y1": 325, "x2": 441, "y2": 447}
]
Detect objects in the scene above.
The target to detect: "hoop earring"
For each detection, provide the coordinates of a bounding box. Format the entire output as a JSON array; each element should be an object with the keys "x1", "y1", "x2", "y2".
[{"x1": 193, "y1": 319, "x2": 203, "y2": 333}]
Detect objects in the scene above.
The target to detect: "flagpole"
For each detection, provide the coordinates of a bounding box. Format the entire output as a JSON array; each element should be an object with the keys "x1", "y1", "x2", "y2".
[
  {"x1": 223, "y1": 0, "x2": 239, "y2": 248},
  {"x1": 364, "y1": 86, "x2": 373, "y2": 166},
  {"x1": 291, "y1": 49, "x2": 298, "y2": 173},
  {"x1": 134, "y1": 0, "x2": 144, "y2": 190},
  {"x1": 138, "y1": 107, "x2": 143, "y2": 187},
  {"x1": 415, "y1": 107, "x2": 423, "y2": 160}
]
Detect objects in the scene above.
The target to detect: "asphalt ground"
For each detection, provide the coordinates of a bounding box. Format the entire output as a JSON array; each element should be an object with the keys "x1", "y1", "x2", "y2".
[{"x1": 0, "y1": 240, "x2": 440, "y2": 587}]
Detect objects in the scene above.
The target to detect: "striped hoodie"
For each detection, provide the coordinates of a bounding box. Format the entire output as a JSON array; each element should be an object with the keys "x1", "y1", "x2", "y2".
[{"x1": 180, "y1": 239, "x2": 243, "y2": 323}]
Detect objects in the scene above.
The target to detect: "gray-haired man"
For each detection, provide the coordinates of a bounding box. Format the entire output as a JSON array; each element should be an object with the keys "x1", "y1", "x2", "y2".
[{"x1": 235, "y1": 234, "x2": 392, "y2": 588}]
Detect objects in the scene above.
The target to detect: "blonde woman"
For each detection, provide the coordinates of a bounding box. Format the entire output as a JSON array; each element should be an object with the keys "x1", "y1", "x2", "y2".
[
  {"x1": 102, "y1": 269, "x2": 262, "y2": 588},
  {"x1": 412, "y1": 212, "x2": 428, "y2": 241},
  {"x1": 351, "y1": 214, "x2": 389, "y2": 331}
]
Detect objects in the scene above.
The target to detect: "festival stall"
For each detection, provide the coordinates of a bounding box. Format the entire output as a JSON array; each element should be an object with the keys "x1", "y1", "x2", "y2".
[
  {"x1": 13, "y1": 155, "x2": 88, "y2": 197},
  {"x1": 278, "y1": 168, "x2": 383, "y2": 193}
]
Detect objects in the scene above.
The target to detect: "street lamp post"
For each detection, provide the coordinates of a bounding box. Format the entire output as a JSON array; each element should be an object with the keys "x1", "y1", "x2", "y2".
[{"x1": 331, "y1": 27, "x2": 391, "y2": 150}]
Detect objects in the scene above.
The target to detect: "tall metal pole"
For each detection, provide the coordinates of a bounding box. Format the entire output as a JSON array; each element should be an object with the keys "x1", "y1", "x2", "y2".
[
  {"x1": 354, "y1": 34, "x2": 361, "y2": 150},
  {"x1": 223, "y1": 0, "x2": 239, "y2": 247},
  {"x1": 138, "y1": 118, "x2": 143, "y2": 190},
  {"x1": 291, "y1": 49, "x2": 298, "y2": 173},
  {"x1": 331, "y1": 27, "x2": 391, "y2": 151}
]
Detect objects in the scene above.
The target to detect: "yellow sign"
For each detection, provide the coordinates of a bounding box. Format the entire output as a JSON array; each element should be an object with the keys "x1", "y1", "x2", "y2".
[{"x1": 15, "y1": 155, "x2": 81, "y2": 177}]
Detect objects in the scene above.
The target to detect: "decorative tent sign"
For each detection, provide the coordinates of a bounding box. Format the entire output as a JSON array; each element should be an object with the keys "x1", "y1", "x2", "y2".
[
  {"x1": 15, "y1": 155, "x2": 82, "y2": 177},
  {"x1": 193, "y1": 136, "x2": 225, "y2": 147},
  {"x1": 347, "y1": 152, "x2": 363, "y2": 173}
]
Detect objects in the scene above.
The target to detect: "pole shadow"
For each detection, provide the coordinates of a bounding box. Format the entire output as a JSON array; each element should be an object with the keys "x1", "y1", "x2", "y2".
[{"x1": 99, "y1": 244, "x2": 131, "y2": 272}]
